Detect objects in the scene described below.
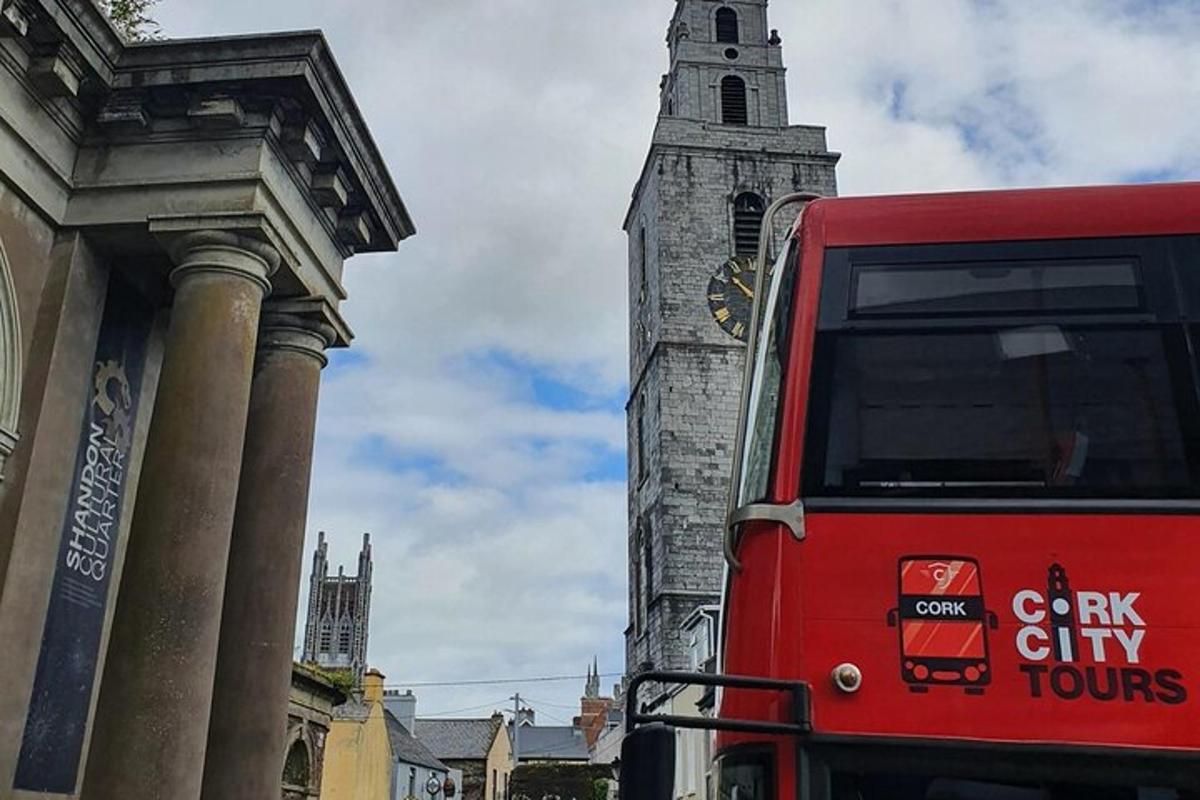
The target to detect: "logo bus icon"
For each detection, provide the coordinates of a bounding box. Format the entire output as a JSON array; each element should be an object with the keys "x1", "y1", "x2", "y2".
[{"x1": 887, "y1": 556, "x2": 998, "y2": 695}]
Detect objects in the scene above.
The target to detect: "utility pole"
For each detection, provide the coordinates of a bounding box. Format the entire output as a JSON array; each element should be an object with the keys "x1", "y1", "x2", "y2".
[{"x1": 510, "y1": 693, "x2": 521, "y2": 769}]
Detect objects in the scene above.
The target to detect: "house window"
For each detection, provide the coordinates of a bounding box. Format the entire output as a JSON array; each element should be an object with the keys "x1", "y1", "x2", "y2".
[
  {"x1": 688, "y1": 618, "x2": 712, "y2": 671},
  {"x1": 715, "y1": 8, "x2": 739, "y2": 43},
  {"x1": 721, "y1": 76, "x2": 748, "y2": 125},
  {"x1": 492, "y1": 769, "x2": 497, "y2": 800},
  {"x1": 409, "y1": 768, "x2": 417, "y2": 798},
  {"x1": 733, "y1": 193, "x2": 766, "y2": 257}
]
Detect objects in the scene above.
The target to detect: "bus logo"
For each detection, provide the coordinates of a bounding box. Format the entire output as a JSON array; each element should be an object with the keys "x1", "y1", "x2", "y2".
[{"x1": 887, "y1": 556, "x2": 998, "y2": 695}]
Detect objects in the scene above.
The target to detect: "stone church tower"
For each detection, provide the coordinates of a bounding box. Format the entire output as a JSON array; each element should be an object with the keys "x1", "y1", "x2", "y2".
[
  {"x1": 302, "y1": 532, "x2": 374, "y2": 679},
  {"x1": 624, "y1": 0, "x2": 839, "y2": 676}
]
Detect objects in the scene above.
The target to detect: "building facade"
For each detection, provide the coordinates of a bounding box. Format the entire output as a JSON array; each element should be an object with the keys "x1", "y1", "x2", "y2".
[
  {"x1": 624, "y1": 0, "x2": 839, "y2": 679},
  {"x1": 415, "y1": 715, "x2": 512, "y2": 800},
  {"x1": 303, "y1": 531, "x2": 375, "y2": 680},
  {"x1": 0, "y1": 4, "x2": 413, "y2": 799},
  {"x1": 322, "y1": 672, "x2": 458, "y2": 800},
  {"x1": 284, "y1": 664, "x2": 349, "y2": 800}
]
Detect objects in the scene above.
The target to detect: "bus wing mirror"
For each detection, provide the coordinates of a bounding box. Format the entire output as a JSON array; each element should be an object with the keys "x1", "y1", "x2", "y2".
[
  {"x1": 887, "y1": 608, "x2": 898, "y2": 627},
  {"x1": 987, "y1": 611, "x2": 999, "y2": 630},
  {"x1": 619, "y1": 723, "x2": 675, "y2": 800}
]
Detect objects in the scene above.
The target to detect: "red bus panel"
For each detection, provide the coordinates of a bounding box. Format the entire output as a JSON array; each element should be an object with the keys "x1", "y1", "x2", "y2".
[{"x1": 719, "y1": 183, "x2": 1200, "y2": 767}]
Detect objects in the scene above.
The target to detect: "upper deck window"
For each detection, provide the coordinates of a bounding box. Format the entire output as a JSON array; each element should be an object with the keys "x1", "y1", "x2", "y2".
[
  {"x1": 803, "y1": 237, "x2": 1200, "y2": 500},
  {"x1": 852, "y1": 259, "x2": 1142, "y2": 316}
]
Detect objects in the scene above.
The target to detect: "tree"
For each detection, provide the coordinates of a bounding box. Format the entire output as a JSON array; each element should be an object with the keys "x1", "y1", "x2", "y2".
[{"x1": 97, "y1": 0, "x2": 161, "y2": 41}]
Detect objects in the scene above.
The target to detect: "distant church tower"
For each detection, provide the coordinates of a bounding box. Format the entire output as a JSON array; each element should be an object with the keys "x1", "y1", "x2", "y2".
[
  {"x1": 301, "y1": 532, "x2": 374, "y2": 679},
  {"x1": 625, "y1": 1, "x2": 839, "y2": 677}
]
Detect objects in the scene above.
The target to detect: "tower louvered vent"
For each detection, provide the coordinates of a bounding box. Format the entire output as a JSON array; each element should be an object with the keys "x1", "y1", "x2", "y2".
[
  {"x1": 721, "y1": 76, "x2": 748, "y2": 125},
  {"x1": 734, "y1": 193, "x2": 766, "y2": 256}
]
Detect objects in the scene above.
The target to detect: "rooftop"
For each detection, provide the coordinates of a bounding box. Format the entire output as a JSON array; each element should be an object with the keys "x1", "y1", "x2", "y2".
[
  {"x1": 385, "y1": 711, "x2": 449, "y2": 772},
  {"x1": 415, "y1": 717, "x2": 504, "y2": 760}
]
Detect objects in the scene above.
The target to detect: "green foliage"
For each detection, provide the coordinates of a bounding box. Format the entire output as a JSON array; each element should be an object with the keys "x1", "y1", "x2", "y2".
[
  {"x1": 592, "y1": 777, "x2": 611, "y2": 800},
  {"x1": 97, "y1": 0, "x2": 161, "y2": 41},
  {"x1": 303, "y1": 664, "x2": 360, "y2": 694}
]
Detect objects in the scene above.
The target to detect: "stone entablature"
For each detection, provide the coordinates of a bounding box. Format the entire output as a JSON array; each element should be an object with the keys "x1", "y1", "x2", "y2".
[{"x1": 0, "y1": 1, "x2": 413, "y2": 339}]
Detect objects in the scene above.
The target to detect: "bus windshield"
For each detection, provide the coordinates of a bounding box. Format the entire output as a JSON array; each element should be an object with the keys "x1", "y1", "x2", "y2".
[{"x1": 803, "y1": 239, "x2": 1200, "y2": 499}]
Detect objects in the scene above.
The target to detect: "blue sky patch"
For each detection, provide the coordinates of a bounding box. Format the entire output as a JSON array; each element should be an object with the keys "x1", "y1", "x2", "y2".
[
  {"x1": 1122, "y1": 167, "x2": 1190, "y2": 184},
  {"x1": 351, "y1": 434, "x2": 464, "y2": 485},
  {"x1": 325, "y1": 348, "x2": 370, "y2": 376},
  {"x1": 583, "y1": 448, "x2": 628, "y2": 484},
  {"x1": 462, "y1": 349, "x2": 627, "y2": 413}
]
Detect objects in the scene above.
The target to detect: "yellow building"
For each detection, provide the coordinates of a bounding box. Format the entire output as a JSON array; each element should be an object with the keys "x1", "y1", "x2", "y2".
[{"x1": 323, "y1": 670, "x2": 454, "y2": 800}]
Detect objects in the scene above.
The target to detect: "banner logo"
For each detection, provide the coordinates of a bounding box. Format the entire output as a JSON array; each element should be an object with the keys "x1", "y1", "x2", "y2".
[
  {"x1": 887, "y1": 556, "x2": 998, "y2": 695},
  {"x1": 1012, "y1": 563, "x2": 1186, "y2": 704}
]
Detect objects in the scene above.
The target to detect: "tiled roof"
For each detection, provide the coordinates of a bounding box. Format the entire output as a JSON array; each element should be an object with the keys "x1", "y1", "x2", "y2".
[
  {"x1": 385, "y1": 711, "x2": 449, "y2": 771},
  {"x1": 415, "y1": 717, "x2": 503, "y2": 760},
  {"x1": 512, "y1": 725, "x2": 590, "y2": 761}
]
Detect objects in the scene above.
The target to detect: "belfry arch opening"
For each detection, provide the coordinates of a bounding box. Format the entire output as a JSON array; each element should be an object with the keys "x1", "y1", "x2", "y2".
[
  {"x1": 721, "y1": 75, "x2": 748, "y2": 125},
  {"x1": 715, "y1": 7, "x2": 739, "y2": 44}
]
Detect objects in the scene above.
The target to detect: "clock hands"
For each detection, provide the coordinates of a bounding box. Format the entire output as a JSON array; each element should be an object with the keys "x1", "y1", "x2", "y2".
[{"x1": 730, "y1": 274, "x2": 754, "y2": 299}]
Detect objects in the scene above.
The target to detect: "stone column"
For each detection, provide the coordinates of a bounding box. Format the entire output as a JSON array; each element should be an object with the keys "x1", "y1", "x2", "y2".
[
  {"x1": 200, "y1": 311, "x2": 333, "y2": 800},
  {"x1": 82, "y1": 231, "x2": 277, "y2": 800}
]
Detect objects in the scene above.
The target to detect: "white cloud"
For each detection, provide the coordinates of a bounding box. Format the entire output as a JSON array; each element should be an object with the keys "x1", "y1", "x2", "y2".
[{"x1": 153, "y1": 0, "x2": 1200, "y2": 714}]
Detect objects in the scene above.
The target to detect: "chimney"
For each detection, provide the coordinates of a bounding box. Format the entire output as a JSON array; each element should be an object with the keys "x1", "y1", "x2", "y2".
[
  {"x1": 363, "y1": 668, "x2": 385, "y2": 704},
  {"x1": 384, "y1": 689, "x2": 417, "y2": 732}
]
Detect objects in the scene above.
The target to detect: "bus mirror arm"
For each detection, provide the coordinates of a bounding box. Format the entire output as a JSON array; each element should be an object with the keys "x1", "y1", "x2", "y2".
[
  {"x1": 988, "y1": 611, "x2": 999, "y2": 630},
  {"x1": 724, "y1": 500, "x2": 806, "y2": 571},
  {"x1": 887, "y1": 608, "x2": 898, "y2": 627}
]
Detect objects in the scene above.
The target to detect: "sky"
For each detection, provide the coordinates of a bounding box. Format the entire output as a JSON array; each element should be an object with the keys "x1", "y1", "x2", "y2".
[{"x1": 151, "y1": 0, "x2": 1200, "y2": 722}]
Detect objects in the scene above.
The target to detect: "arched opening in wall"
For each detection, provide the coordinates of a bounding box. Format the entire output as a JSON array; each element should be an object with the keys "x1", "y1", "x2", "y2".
[
  {"x1": 733, "y1": 193, "x2": 766, "y2": 257},
  {"x1": 715, "y1": 7, "x2": 739, "y2": 44},
  {"x1": 337, "y1": 617, "x2": 352, "y2": 653},
  {"x1": 721, "y1": 76, "x2": 748, "y2": 125},
  {"x1": 0, "y1": 237, "x2": 21, "y2": 481},
  {"x1": 282, "y1": 739, "x2": 311, "y2": 789}
]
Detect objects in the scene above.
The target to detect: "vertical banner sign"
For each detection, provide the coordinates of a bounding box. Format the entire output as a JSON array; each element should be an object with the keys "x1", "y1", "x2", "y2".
[{"x1": 14, "y1": 277, "x2": 153, "y2": 793}]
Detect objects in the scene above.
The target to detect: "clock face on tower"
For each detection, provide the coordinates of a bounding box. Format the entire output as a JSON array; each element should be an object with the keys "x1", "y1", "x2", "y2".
[{"x1": 707, "y1": 256, "x2": 761, "y2": 341}]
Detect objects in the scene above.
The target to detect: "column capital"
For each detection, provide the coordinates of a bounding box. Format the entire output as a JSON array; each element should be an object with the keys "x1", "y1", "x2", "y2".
[
  {"x1": 164, "y1": 230, "x2": 280, "y2": 296},
  {"x1": 258, "y1": 312, "x2": 336, "y2": 368}
]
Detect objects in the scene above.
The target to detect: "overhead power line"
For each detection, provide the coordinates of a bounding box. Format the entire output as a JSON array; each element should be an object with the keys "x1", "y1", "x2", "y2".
[{"x1": 381, "y1": 671, "x2": 623, "y2": 689}]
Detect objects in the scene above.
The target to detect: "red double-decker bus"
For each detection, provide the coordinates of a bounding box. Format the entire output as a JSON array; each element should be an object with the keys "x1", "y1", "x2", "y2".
[{"x1": 621, "y1": 183, "x2": 1200, "y2": 800}]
